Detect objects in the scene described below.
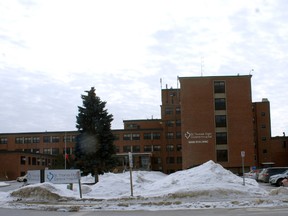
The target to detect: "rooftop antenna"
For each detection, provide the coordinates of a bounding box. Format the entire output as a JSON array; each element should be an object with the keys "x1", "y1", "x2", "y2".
[
  {"x1": 201, "y1": 56, "x2": 204, "y2": 76},
  {"x1": 249, "y1": 69, "x2": 254, "y2": 75},
  {"x1": 160, "y1": 78, "x2": 162, "y2": 89}
]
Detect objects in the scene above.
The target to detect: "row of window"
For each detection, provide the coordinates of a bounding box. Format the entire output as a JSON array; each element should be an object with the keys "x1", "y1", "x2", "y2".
[
  {"x1": 117, "y1": 144, "x2": 182, "y2": 153},
  {"x1": 165, "y1": 107, "x2": 181, "y2": 115},
  {"x1": 151, "y1": 156, "x2": 182, "y2": 164},
  {"x1": 17, "y1": 147, "x2": 74, "y2": 155},
  {"x1": 20, "y1": 156, "x2": 55, "y2": 166},
  {"x1": 9, "y1": 135, "x2": 77, "y2": 144}
]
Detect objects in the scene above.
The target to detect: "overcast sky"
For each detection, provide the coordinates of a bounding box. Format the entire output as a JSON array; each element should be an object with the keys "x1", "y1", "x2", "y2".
[{"x1": 0, "y1": 0, "x2": 287, "y2": 136}]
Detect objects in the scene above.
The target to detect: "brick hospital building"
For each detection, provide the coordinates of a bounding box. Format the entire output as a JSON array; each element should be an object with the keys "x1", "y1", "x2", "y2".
[{"x1": 1, "y1": 75, "x2": 287, "y2": 180}]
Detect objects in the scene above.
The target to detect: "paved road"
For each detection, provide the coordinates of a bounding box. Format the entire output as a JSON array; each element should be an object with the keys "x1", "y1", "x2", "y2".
[{"x1": 1, "y1": 207, "x2": 288, "y2": 216}]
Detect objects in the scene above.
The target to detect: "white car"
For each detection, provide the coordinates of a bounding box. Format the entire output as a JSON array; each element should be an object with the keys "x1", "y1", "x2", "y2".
[
  {"x1": 269, "y1": 170, "x2": 288, "y2": 186},
  {"x1": 16, "y1": 174, "x2": 27, "y2": 182}
]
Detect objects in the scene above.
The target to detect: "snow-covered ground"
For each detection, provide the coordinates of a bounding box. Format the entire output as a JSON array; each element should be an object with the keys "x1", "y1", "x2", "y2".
[{"x1": 0, "y1": 160, "x2": 287, "y2": 212}]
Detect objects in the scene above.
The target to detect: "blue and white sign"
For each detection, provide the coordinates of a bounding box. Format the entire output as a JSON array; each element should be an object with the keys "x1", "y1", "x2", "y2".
[
  {"x1": 44, "y1": 169, "x2": 81, "y2": 184},
  {"x1": 27, "y1": 170, "x2": 41, "y2": 183}
]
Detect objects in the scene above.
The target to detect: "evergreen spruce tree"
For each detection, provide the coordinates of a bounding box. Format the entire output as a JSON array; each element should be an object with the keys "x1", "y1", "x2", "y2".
[{"x1": 74, "y1": 87, "x2": 117, "y2": 177}]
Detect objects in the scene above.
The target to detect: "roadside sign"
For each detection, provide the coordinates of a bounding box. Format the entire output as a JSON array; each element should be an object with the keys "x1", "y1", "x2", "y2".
[
  {"x1": 241, "y1": 151, "x2": 245, "y2": 158},
  {"x1": 27, "y1": 170, "x2": 41, "y2": 183},
  {"x1": 44, "y1": 169, "x2": 80, "y2": 184}
]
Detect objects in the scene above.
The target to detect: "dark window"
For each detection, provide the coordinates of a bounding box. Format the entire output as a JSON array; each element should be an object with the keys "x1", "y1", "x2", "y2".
[
  {"x1": 177, "y1": 144, "x2": 182, "y2": 151},
  {"x1": 52, "y1": 148, "x2": 59, "y2": 155},
  {"x1": 263, "y1": 149, "x2": 267, "y2": 154},
  {"x1": 216, "y1": 132, "x2": 227, "y2": 144},
  {"x1": 166, "y1": 157, "x2": 175, "y2": 164},
  {"x1": 15, "y1": 137, "x2": 24, "y2": 144},
  {"x1": 166, "y1": 145, "x2": 174, "y2": 151},
  {"x1": 32, "y1": 157, "x2": 37, "y2": 165},
  {"x1": 176, "y1": 157, "x2": 182, "y2": 164},
  {"x1": 176, "y1": 132, "x2": 181, "y2": 139},
  {"x1": 214, "y1": 81, "x2": 225, "y2": 93},
  {"x1": 123, "y1": 145, "x2": 131, "y2": 152},
  {"x1": 166, "y1": 132, "x2": 174, "y2": 139},
  {"x1": 52, "y1": 136, "x2": 60, "y2": 143},
  {"x1": 262, "y1": 137, "x2": 267, "y2": 141},
  {"x1": 176, "y1": 107, "x2": 181, "y2": 114},
  {"x1": 132, "y1": 145, "x2": 140, "y2": 152},
  {"x1": 24, "y1": 137, "x2": 32, "y2": 143},
  {"x1": 123, "y1": 134, "x2": 131, "y2": 140},
  {"x1": 115, "y1": 146, "x2": 120, "y2": 153},
  {"x1": 152, "y1": 133, "x2": 160, "y2": 139},
  {"x1": 71, "y1": 136, "x2": 76, "y2": 142},
  {"x1": 0, "y1": 137, "x2": 8, "y2": 144},
  {"x1": 32, "y1": 137, "x2": 40, "y2": 143},
  {"x1": 261, "y1": 112, "x2": 265, "y2": 116},
  {"x1": 20, "y1": 156, "x2": 26, "y2": 165},
  {"x1": 215, "y1": 98, "x2": 226, "y2": 110},
  {"x1": 43, "y1": 136, "x2": 50, "y2": 143},
  {"x1": 216, "y1": 150, "x2": 228, "y2": 162},
  {"x1": 166, "y1": 120, "x2": 174, "y2": 127},
  {"x1": 215, "y1": 115, "x2": 227, "y2": 127},
  {"x1": 153, "y1": 145, "x2": 161, "y2": 151},
  {"x1": 165, "y1": 108, "x2": 173, "y2": 115},
  {"x1": 132, "y1": 134, "x2": 140, "y2": 140},
  {"x1": 144, "y1": 145, "x2": 152, "y2": 152},
  {"x1": 261, "y1": 124, "x2": 266, "y2": 128}
]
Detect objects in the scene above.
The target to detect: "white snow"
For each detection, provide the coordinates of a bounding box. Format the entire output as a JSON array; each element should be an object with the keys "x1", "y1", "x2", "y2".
[{"x1": 0, "y1": 160, "x2": 288, "y2": 212}]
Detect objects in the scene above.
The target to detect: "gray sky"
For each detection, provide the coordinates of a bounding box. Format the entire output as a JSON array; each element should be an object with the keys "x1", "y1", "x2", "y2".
[{"x1": 0, "y1": 0, "x2": 287, "y2": 136}]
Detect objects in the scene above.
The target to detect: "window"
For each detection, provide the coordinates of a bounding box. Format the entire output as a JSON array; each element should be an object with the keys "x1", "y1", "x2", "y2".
[
  {"x1": 32, "y1": 137, "x2": 40, "y2": 143},
  {"x1": 176, "y1": 132, "x2": 181, "y2": 139},
  {"x1": 261, "y1": 137, "x2": 267, "y2": 141},
  {"x1": 166, "y1": 157, "x2": 175, "y2": 164},
  {"x1": 52, "y1": 148, "x2": 59, "y2": 155},
  {"x1": 176, "y1": 144, "x2": 182, "y2": 151},
  {"x1": 176, "y1": 119, "x2": 181, "y2": 126},
  {"x1": 215, "y1": 115, "x2": 227, "y2": 127},
  {"x1": 32, "y1": 157, "x2": 37, "y2": 165},
  {"x1": 165, "y1": 108, "x2": 173, "y2": 115},
  {"x1": 20, "y1": 156, "x2": 26, "y2": 165},
  {"x1": 261, "y1": 112, "x2": 266, "y2": 116},
  {"x1": 15, "y1": 137, "x2": 24, "y2": 144},
  {"x1": 144, "y1": 145, "x2": 152, "y2": 152},
  {"x1": 176, "y1": 107, "x2": 181, "y2": 114},
  {"x1": 153, "y1": 145, "x2": 161, "y2": 151},
  {"x1": 261, "y1": 124, "x2": 266, "y2": 129},
  {"x1": 43, "y1": 148, "x2": 51, "y2": 154},
  {"x1": 166, "y1": 120, "x2": 174, "y2": 127},
  {"x1": 24, "y1": 137, "x2": 32, "y2": 144},
  {"x1": 43, "y1": 136, "x2": 51, "y2": 143},
  {"x1": 132, "y1": 134, "x2": 140, "y2": 140},
  {"x1": 115, "y1": 146, "x2": 120, "y2": 153},
  {"x1": 0, "y1": 137, "x2": 7, "y2": 144},
  {"x1": 132, "y1": 145, "x2": 140, "y2": 152},
  {"x1": 123, "y1": 145, "x2": 131, "y2": 152},
  {"x1": 216, "y1": 150, "x2": 228, "y2": 162},
  {"x1": 215, "y1": 98, "x2": 226, "y2": 110},
  {"x1": 153, "y1": 157, "x2": 161, "y2": 164},
  {"x1": 216, "y1": 132, "x2": 227, "y2": 144},
  {"x1": 263, "y1": 149, "x2": 267, "y2": 154},
  {"x1": 166, "y1": 145, "x2": 174, "y2": 151},
  {"x1": 176, "y1": 157, "x2": 182, "y2": 164},
  {"x1": 166, "y1": 132, "x2": 174, "y2": 139},
  {"x1": 214, "y1": 81, "x2": 225, "y2": 93},
  {"x1": 152, "y1": 133, "x2": 160, "y2": 139},
  {"x1": 123, "y1": 134, "x2": 132, "y2": 140},
  {"x1": 52, "y1": 136, "x2": 60, "y2": 143},
  {"x1": 71, "y1": 136, "x2": 76, "y2": 142}
]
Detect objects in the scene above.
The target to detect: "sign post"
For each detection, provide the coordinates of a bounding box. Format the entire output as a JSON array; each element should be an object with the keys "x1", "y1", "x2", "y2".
[
  {"x1": 128, "y1": 152, "x2": 134, "y2": 196},
  {"x1": 241, "y1": 151, "x2": 245, "y2": 186}
]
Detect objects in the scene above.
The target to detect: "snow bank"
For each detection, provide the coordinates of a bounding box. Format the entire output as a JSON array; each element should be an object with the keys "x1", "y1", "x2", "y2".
[{"x1": 7, "y1": 160, "x2": 268, "y2": 204}]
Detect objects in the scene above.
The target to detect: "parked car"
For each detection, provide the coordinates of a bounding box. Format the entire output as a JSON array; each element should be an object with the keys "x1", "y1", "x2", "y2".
[
  {"x1": 269, "y1": 170, "x2": 288, "y2": 186},
  {"x1": 258, "y1": 167, "x2": 288, "y2": 183},
  {"x1": 16, "y1": 174, "x2": 27, "y2": 182},
  {"x1": 244, "y1": 169, "x2": 263, "y2": 180}
]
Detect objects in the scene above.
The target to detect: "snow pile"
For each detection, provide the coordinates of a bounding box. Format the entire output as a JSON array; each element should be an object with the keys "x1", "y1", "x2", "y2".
[
  {"x1": 0, "y1": 182, "x2": 9, "y2": 187},
  {"x1": 2, "y1": 160, "x2": 286, "y2": 211}
]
